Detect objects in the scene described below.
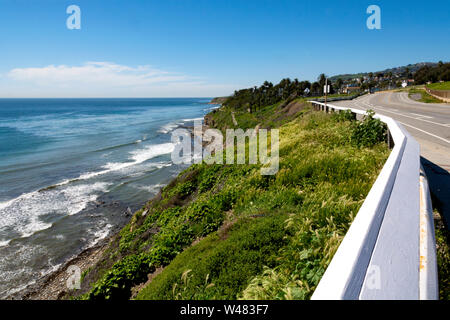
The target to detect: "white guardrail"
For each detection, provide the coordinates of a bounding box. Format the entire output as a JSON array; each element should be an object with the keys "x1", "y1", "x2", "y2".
[{"x1": 310, "y1": 101, "x2": 438, "y2": 300}]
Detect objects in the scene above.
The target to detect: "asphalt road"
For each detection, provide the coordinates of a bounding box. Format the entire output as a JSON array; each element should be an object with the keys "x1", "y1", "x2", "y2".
[{"x1": 333, "y1": 92, "x2": 450, "y2": 227}]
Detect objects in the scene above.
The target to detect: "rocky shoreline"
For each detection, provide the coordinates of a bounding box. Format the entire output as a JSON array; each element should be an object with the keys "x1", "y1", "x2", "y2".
[
  {"x1": 7, "y1": 237, "x2": 110, "y2": 300},
  {"x1": 6, "y1": 116, "x2": 214, "y2": 300}
]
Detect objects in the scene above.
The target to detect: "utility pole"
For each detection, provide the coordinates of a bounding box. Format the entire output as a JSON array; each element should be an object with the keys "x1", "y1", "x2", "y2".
[{"x1": 324, "y1": 78, "x2": 328, "y2": 111}]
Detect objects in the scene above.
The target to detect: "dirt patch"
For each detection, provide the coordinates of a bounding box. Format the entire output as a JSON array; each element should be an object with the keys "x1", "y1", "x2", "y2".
[
  {"x1": 410, "y1": 93, "x2": 422, "y2": 101},
  {"x1": 217, "y1": 211, "x2": 238, "y2": 240},
  {"x1": 272, "y1": 100, "x2": 308, "y2": 123},
  {"x1": 283, "y1": 100, "x2": 308, "y2": 116}
]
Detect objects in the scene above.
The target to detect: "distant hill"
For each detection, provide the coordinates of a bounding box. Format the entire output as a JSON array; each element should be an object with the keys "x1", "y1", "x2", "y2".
[
  {"x1": 329, "y1": 62, "x2": 440, "y2": 81},
  {"x1": 209, "y1": 96, "x2": 229, "y2": 104}
]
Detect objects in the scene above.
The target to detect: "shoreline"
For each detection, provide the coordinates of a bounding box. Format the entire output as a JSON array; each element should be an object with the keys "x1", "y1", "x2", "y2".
[
  {"x1": 6, "y1": 116, "x2": 210, "y2": 300},
  {"x1": 7, "y1": 235, "x2": 111, "y2": 300}
]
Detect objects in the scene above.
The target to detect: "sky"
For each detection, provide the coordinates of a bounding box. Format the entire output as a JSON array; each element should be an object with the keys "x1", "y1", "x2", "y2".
[{"x1": 0, "y1": 0, "x2": 449, "y2": 98}]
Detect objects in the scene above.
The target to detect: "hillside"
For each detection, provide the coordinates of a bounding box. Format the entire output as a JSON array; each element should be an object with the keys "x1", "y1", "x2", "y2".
[
  {"x1": 209, "y1": 97, "x2": 229, "y2": 105},
  {"x1": 427, "y1": 81, "x2": 450, "y2": 91},
  {"x1": 329, "y1": 62, "x2": 439, "y2": 81},
  {"x1": 73, "y1": 99, "x2": 389, "y2": 300}
]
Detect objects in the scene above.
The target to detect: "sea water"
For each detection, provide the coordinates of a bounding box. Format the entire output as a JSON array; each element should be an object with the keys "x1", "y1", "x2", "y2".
[{"x1": 0, "y1": 98, "x2": 214, "y2": 297}]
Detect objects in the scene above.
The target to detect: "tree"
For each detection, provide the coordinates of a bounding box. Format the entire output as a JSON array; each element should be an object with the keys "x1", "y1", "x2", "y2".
[
  {"x1": 312, "y1": 82, "x2": 320, "y2": 95},
  {"x1": 317, "y1": 74, "x2": 327, "y2": 94},
  {"x1": 335, "y1": 78, "x2": 343, "y2": 92}
]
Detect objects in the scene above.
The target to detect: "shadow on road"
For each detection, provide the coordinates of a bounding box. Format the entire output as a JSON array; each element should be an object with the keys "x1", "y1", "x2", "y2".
[{"x1": 421, "y1": 157, "x2": 450, "y2": 230}]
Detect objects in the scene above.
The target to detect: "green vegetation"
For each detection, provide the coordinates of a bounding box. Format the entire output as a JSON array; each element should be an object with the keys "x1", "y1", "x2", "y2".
[
  {"x1": 76, "y1": 97, "x2": 389, "y2": 300},
  {"x1": 134, "y1": 107, "x2": 388, "y2": 300},
  {"x1": 224, "y1": 79, "x2": 312, "y2": 113},
  {"x1": 434, "y1": 210, "x2": 450, "y2": 300},
  {"x1": 414, "y1": 62, "x2": 450, "y2": 84},
  {"x1": 427, "y1": 81, "x2": 450, "y2": 91},
  {"x1": 209, "y1": 97, "x2": 228, "y2": 105},
  {"x1": 205, "y1": 98, "x2": 309, "y2": 132},
  {"x1": 351, "y1": 110, "x2": 387, "y2": 147},
  {"x1": 408, "y1": 88, "x2": 444, "y2": 103},
  {"x1": 137, "y1": 213, "x2": 290, "y2": 300}
]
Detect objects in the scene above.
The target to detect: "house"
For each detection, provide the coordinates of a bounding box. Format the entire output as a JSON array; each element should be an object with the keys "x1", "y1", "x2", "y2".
[
  {"x1": 401, "y1": 79, "x2": 414, "y2": 88},
  {"x1": 342, "y1": 85, "x2": 360, "y2": 94}
]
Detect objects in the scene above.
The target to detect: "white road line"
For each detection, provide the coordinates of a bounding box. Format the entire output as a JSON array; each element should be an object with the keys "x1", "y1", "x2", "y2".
[
  {"x1": 358, "y1": 105, "x2": 449, "y2": 128},
  {"x1": 398, "y1": 122, "x2": 450, "y2": 144},
  {"x1": 410, "y1": 113, "x2": 433, "y2": 119}
]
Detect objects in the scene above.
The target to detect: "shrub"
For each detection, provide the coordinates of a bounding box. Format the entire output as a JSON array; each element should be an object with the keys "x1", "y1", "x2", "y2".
[
  {"x1": 88, "y1": 253, "x2": 154, "y2": 300},
  {"x1": 351, "y1": 110, "x2": 387, "y2": 147},
  {"x1": 332, "y1": 109, "x2": 355, "y2": 122}
]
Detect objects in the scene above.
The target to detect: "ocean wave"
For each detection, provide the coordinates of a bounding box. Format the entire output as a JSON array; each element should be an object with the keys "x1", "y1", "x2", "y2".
[
  {"x1": 182, "y1": 117, "x2": 204, "y2": 122},
  {"x1": 0, "y1": 182, "x2": 111, "y2": 241},
  {"x1": 36, "y1": 142, "x2": 175, "y2": 191},
  {"x1": 0, "y1": 142, "x2": 175, "y2": 245},
  {"x1": 0, "y1": 218, "x2": 113, "y2": 298},
  {"x1": 130, "y1": 142, "x2": 175, "y2": 164},
  {"x1": 136, "y1": 183, "x2": 165, "y2": 194},
  {"x1": 0, "y1": 240, "x2": 11, "y2": 248},
  {"x1": 158, "y1": 122, "x2": 179, "y2": 134}
]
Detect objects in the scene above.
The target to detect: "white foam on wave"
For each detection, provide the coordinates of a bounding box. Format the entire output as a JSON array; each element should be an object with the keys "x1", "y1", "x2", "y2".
[
  {"x1": 130, "y1": 143, "x2": 175, "y2": 164},
  {"x1": 182, "y1": 117, "x2": 203, "y2": 122},
  {"x1": 0, "y1": 240, "x2": 11, "y2": 248},
  {"x1": 45, "y1": 142, "x2": 175, "y2": 189},
  {"x1": 158, "y1": 122, "x2": 179, "y2": 134},
  {"x1": 137, "y1": 183, "x2": 165, "y2": 194},
  {"x1": 0, "y1": 142, "x2": 175, "y2": 245},
  {"x1": 96, "y1": 142, "x2": 175, "y2": 177},
  {"x1": 0, "y1": 217, "x2": 114, "y2": 298},
  {"x1": 89, "y1": 223, "x2": 113, "y2": 247},
  {"x1": 0, "y1": 182, "x2": 111, "y2": 240}
]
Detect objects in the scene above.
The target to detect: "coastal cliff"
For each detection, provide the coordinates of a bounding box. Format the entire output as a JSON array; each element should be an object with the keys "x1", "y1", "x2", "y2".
[
  {"x1": 208, "y1": 97, "x2": 228, "y2": 105},
  {"x1": 22, "y1": 97, "x2": 389, "y2": 300}
]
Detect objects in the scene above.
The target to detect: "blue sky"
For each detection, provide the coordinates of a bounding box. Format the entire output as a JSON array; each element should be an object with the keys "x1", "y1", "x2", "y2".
[{"x1": 0, "y1": 0, "x2": 449, "y2": 97}]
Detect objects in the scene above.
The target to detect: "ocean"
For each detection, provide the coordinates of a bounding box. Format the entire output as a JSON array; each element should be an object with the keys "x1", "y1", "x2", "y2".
[{"x1": 0, "y1": 98, "x2": 215, "y2": 298}]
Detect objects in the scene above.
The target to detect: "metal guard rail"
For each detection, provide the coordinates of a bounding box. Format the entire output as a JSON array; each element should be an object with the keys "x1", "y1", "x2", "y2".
[{"x1": 309, "y1": 101, "x2": 438, "y2": 300}]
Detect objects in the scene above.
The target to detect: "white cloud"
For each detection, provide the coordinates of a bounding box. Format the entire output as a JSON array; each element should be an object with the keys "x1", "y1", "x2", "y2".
[{"x1": 1, "y1": 62, "x2": 236, "y2": 97}]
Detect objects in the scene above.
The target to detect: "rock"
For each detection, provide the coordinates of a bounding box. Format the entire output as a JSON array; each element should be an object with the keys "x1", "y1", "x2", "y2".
[{"x1": 124, "y1": 207, "x2": 133, "y2": 217}]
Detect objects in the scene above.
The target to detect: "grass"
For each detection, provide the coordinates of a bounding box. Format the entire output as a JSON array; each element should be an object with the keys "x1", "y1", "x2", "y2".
[
  {"x1": 137, "y1": 213, "x2": 290, "y2": 300},
  {"x1": 408, "y1": 88, "x2": 444, "y2": 104},
  {"x1": 206, "y1": 98, "x2": 311, "y2": 132},
  {"x1": 77, "y1": 100, "x2": 390, "y2": 300},
  {"x1": 434, "y1": 209, "x2": 450, "y2": 300},
  {"x1": 427, "y1": 82, "x2": 450, "y2": 91}
]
